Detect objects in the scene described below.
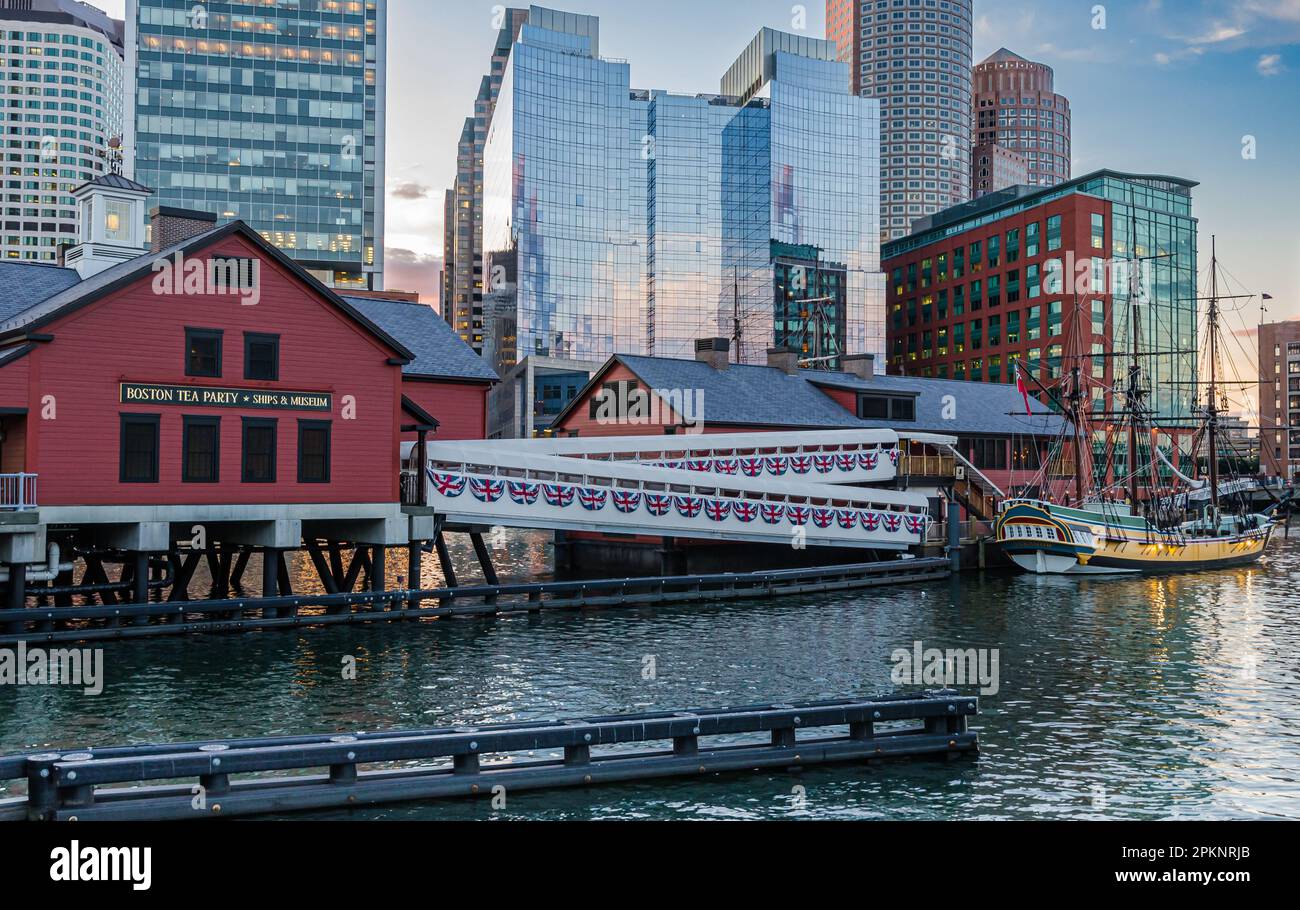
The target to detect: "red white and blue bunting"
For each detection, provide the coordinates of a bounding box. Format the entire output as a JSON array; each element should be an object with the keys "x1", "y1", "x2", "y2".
[
  {"x1": 428, "y1": 471, "x2": 927, "y2": 538},
  {"x1": 652, "y1": 449, "x2": 898, "y2": 478}
]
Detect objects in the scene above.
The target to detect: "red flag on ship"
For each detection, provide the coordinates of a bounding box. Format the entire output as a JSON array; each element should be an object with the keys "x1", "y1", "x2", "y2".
[{"x1": 1015, "y1": 362, "x2": 1032, "y2": 416}]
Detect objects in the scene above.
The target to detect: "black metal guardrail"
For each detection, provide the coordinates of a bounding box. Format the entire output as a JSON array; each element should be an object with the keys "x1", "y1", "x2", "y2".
[
  {"x1": 0, "y1": 693, "x2": 979, "y2": 821},
  {"x1": 0, "y1": 558, "x2": 950, "y2": 645}
]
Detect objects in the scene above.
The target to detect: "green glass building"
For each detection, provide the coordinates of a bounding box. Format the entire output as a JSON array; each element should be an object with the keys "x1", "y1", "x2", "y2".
[{"x1": 124, "y1": 0, "x2": 385, "y2": 290}]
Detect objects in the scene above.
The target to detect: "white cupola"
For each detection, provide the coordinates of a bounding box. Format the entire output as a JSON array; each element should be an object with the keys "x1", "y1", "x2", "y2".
[{"x1": 65, "y1": 174, "x2": 153, "y2": 278}]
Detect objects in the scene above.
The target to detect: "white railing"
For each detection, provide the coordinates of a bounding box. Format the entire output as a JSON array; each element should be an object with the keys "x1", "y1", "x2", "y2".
[
  {"x1": 943, "y1": 445, "x2": 1007, "y2": 498},
  {"x1": 0, "y1": 474, "x2": 37, "y2": 511},
  {"x1": 420, "y1": 442, "x2": 934, "y2": 551}
]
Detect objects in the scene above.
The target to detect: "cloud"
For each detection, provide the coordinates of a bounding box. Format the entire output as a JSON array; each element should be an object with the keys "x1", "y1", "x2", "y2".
[
  {"x1": 1242, "y1": 0, "x2": 1300, "y2": 24},
  {"x1": 386, "y1": 247, "x2": 437, "y2": 265},
  {"x1": 1156, "y1": 0, "x2": 1300, "y2": 50},
  {"x1": 389, "y1": 181, "x2": 431, "y2": 201},
  {"x1": 1184, "y1": 23, "x2": 1248, "y2": 44},
  {"x1": 1257, "y1": 52, "x2": 1286, "y2": 74},
  {"x1": 1153, "y1": 46, "x2": 1206, "y2": 66},
  {"x1": 382, "y1": 247, "x2": 443, "y2": 304}
]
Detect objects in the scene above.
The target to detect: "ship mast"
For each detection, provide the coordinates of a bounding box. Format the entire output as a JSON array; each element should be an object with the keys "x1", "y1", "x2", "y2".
[
  {"x1": 1206, "y1": 236, "x2": 1221, "y2": 512},
  {"x1": 1069, "y1": 364, "x2": 1086, "y2": 503}
]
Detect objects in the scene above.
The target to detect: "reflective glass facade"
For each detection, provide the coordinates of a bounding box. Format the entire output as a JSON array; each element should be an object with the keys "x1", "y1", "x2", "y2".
[
  {"x1": 483, "y1": 15, "x2": 643, "y2": 362},
  {"x1": 1099, "y1": 174, "x2": 1199, "y2": 421},
  {"x1": 126, "y1": 0, "x2": 384, "y2": 289},
  {"x1": 484, "y1": 13, "x2": 883, "y2": 368}
]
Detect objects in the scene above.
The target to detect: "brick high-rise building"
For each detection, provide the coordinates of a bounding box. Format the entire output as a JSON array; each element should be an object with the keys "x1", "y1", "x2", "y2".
[
  {"x1": 882, "y1": 170, "x2": 1202, "y2": 475},
  {"x1": 972, "y1": 48, "x2": 1071, "y2": 192},
  {"x1": 826, "y1": 0, "x2": 973, "y2": 243},
  {"x1": 973, "y1": 143, "x2": 1028, "y2": 198},
  {"x1": 1259, "y1": 319, "x2": 1300, "y2": 482}
]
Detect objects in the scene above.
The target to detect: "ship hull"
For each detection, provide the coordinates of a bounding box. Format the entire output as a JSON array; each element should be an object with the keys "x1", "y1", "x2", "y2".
[{"x1": 995, "y1": 501, "x2": 1273, "y2": 576}]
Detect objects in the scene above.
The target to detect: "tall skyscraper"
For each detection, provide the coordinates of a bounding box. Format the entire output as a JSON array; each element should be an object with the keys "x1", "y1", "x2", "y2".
[
  {"x1": 972, "y1": 48, "x2": 1071, "y2": 192},
  {"x1": 826, "y1": 0, "x2": 973, "y2": 243},
  {"x1": 124, "y1": 0, "x2": 386, "y2": 290},
  {"x1": 0, "y1": 0, "x2": 125, "y2": 263},
  {"x1": 481, "y1": 9, "x2": 883, "y2": 369},
  {"x1": 443, "y1": 6, "x2": 528, "y2": 353}
]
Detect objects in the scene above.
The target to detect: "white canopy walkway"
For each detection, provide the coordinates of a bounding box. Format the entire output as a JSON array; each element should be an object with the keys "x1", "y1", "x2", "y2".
[{"x1": 410, "y1": 430, "x2": 952, "y2": 551}]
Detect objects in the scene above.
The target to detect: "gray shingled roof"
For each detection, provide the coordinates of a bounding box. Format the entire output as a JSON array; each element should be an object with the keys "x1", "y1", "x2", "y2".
[
  {"x1": 0, "y1": 261, "x2": 82, "y2": 324},
  {"x1": 0, "y1": 223, "x2": 415, "y2": 365},
  {"x1": 616, "y1": 355, "x2": 867, "y2": 429},
  {"x1": 805, "y1": 371, "x2": 1068, "y2": 437},
  {"x1": 0, "y1": 223, "x2": 236, "y2": 335},
  {"x1": 342, "y1": 296, "x2": 499, "y2": 383},
  {"x1": 611, "y1": 354, "x2": 1067, "y2": 437}
]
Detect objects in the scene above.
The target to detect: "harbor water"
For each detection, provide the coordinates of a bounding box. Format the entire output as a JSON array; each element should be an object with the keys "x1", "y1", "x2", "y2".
[{"x1": 2, "y1": 531, "x2": 1297, "y2": 820}]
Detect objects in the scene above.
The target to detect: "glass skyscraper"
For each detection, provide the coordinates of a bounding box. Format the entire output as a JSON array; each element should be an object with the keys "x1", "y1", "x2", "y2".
[
  {"x1": 124, "y1": 0, "x2": 385, "y2": 290},
  {"x1": 482, "y1": 9, "x2": 883, "y2": 368}
]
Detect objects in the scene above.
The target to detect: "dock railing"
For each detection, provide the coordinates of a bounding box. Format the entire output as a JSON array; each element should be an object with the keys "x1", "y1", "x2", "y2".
[
  {"x1": 0, "y1": 474, "x2": 37, "y2": 511},
  {"x1": 0, "y1": 558, "x2": 952, "y2": 646},
  {"x1": 1, "y1": 693, "x2": 979, "y2": 821}
]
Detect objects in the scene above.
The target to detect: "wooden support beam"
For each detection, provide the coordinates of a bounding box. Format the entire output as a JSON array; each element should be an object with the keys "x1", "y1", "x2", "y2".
[
  {"x1": 327, "y1": 542, "x2": 346, "y2": 590},
  {"x1": 470, "y1": 532, "x2": 498, "y2": 586},
  {"x1": 2, "y1": 563, "x2": 24, "y2": 633},
  {"x1": 407, "y1": 542, "x2": 423, "y2": 610},
  {"x1": 304, "y1": 540, "x2": 340, "y2": 595},
  {"x1": 168, "y1": 551, "x2": 203, "y2": 604},
  {"x1": 53, "y1": 568, "x2": 74, "y2": 610},
  {"x1": 0, "y1": 559, "x2": 953, "y2": 647},
  {"x1": 231, "y1": 548, "x2": 252, "y2": 591},
  {"x1": 262, "y1": 549, "x2": 280, "y2": 616},
  {"x1": 277, "y1": 552, "x2": 293, "y2": 598},
  {"x1": 212, "y1": 546, "x2": 233, "y2": 601},
  {"x1": 341, "y1": 547, "x2": 368, "y2": 594},
  {"x1": 81, "y1": 556, "x2": 117, "y2": 607},
  {"x1": 133, "y1": 552, "x2": 149, "y2": 605},
  {"x1": 371, "y1": 545, "x2": 387, "y2": 594},
  {"x1": 433, "y1": 532, "x2": 457, "y2": 589}
]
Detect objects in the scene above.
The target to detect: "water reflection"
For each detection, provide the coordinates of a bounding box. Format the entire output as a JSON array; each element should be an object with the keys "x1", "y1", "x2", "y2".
[{"x1": 1, "y1": 532, "x2": 1297, "y2": 820}]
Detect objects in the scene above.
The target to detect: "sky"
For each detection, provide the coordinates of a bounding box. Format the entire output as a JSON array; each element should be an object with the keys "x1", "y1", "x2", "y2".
[{"x1": 95, "y1": 0, "x2": 1300, "y2": 353}]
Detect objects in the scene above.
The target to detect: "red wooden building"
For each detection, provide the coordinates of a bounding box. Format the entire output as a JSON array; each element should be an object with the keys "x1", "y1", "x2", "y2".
[{"x1": 0, "y1": 175, "x2": 495, "y2": 606}]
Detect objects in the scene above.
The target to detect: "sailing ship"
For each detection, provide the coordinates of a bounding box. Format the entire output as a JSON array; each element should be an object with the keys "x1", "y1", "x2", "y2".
[{"x1": 995, "y1": 237, "x2": 1287, "y2": 575}]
